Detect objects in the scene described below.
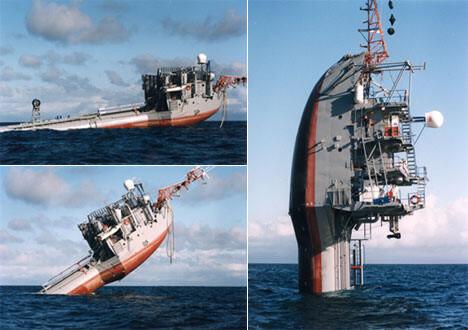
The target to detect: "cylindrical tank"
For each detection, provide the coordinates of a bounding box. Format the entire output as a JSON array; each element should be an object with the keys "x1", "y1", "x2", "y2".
[{"x1": 354, "y1": 82, "x2": 364, "y2": 104}]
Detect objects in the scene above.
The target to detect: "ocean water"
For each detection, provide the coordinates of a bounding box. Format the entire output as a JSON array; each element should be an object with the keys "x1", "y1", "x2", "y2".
[
  {"x1": 0, "y1": 121, "x2": 246, "y2": 165},
  {"x1": 0, "y1": 286, "x2": 246, "y2": 329},
  {"x1": 249, "y1": 264, "x2": 468, "y2": 329}
]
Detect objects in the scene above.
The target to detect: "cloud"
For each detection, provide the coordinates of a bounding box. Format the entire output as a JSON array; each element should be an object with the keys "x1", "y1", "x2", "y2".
[
  {"x1": 26, "y1": 0, "x2": 132, "y2": 45},
  {"x1": 43, "y1": 50, "x2": 92, "y2": 66},
  {"x1": 162, "y1": 10, "x2": 246, "y2": 42},
  {"x1": 123, "y1": 245, "x2": 246, "y2": 286},
  {"x1": 130, "y1": 54, "x2": 193, "y2": 74},
  {"x1": 249, "y1": 215, "x2": 297, "y2": 263},
  {"x1": 8, "y1": 219, "x2": 33, "y2": 232},
  {"x1": 105, "y1": 70, "x2": 129, "y2": 87},
  {"x1": 365, "y1": 194, "x2": 468, "y2": 263},
  {"x1": 40, "y1": 66, "x2": 99, "y2": 94},
  {"x1": 3, "y1": 167, "x2": 102, "y2": 208},
  {"x1": 249, "y1": 194, "x2": 468, "y2": 264},
  {"x1": 100, "y1": 0, "x2": 128, "y2": 13},
  {"x1": 0, "y1": 84, "x2": 14, "y2": 97},
  {"x1": 0, "y1": 46, "x2": 14, "y2": 56},
  {"x1": 211, "y1": 61, "x2": 247, "y2": 76},
  {"x1": 175, "y1": 223, "x2": 245, "y2": 251},
  {"x1": 63, "y1": 52, "x2": 92, "y2": 65},
  {"x1": 181, "y1": 172, "x2": 246, "y2": 204},
  {"x1": 0, "y1": 66, "x2": 31, "y2": 81},
  {"x1": 0, "y1": 221, "x2": 245, "y2": 286},
  {"x1": 0, "y1": 229, "x2": 24, "y2": 243},
  {"x1": 0, "y1": 76, "x2": 141, "y2": 121},
  {"x1": 35, "y1": 228, "x2": 84, "y2": 255},
  {"x1": 19, "y1": 54, "x2": 43, "y2": 68},
  {"x1": 40, "y1": 66, "x2": 63, "y2": 82}
]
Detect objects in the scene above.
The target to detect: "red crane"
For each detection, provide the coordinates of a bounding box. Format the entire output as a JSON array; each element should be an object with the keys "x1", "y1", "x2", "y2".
[
  {"x1": 213, "y1": 75, "x2": 247, "y2": 93},
  {"x1": 154, "y1": 167, "x2": 210, "y2": 210}
]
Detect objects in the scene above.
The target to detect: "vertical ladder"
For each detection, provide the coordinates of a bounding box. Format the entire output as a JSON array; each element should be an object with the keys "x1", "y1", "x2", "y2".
[
  {"x1": 401, "y1": 121, "x2": 417, "y2": 177},
  {"x1": 351, "y1": 239, "x2": 364, "y2": 287},
  {"x1": 416, "y1": 167, "x2": 427, "y2": 207}
]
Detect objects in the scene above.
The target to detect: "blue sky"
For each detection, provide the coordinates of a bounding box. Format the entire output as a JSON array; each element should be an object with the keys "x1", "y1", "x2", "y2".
[
  {"x1": 0, "y1": 166, "x2": 246, "y2": 285},
  {"x1": 248, "y1": 0, "x2": 468, "y2": 263},
  {"x1": 0, "y1": 0, "x2": 246, "y2": 121}
]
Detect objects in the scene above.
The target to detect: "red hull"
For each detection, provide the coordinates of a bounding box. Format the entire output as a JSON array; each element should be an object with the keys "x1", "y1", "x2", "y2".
[
  {"x1": 68, "y1": 228, "x2": 169, "y2": 295},
  {"x1": 103, "y1": 108, "x2": 219, "y2": 129}
]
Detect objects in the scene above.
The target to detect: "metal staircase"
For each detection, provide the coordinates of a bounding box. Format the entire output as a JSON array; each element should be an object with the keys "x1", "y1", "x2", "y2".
[
  {"x1": 416, "y1": 167, "x2": 427, "y2": 207},
  {"x1": 401, "y1": 121, "x2": 417, "y2": 177}
]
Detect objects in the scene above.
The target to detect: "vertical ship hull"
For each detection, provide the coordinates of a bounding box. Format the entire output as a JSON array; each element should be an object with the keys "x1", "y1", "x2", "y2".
[{"x1": 290, "y1": 53, "x2": 365, "y2": 294}]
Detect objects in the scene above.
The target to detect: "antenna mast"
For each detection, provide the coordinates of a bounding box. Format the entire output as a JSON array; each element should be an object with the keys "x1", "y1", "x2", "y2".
[
  {"x1": 31, "y1": 99, "x2": 41, "y2": 123},
  {"x1": 359, "y1": 0, "x2": 389, "y2": 67}
]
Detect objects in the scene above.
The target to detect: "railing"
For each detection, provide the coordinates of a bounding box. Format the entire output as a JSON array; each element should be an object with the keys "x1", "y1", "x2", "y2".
[
  {"x1": 327, "y1": 188, "x2": 351, "y2": 207},
  {"x1": 98, "y1": 102, "x2": 145, "y2": 115},
  {"x1": 42, "y1": 253, "x2": 92, "y2": 289},
  {"x1": 370, "y1": 89, "x2": 408, "y2": 104},
  {"x1": 87, "y1": 206, "x2": 111, "y2": 221}
]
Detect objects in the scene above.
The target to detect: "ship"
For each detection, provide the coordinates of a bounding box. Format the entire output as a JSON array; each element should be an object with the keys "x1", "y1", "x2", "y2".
[
  {"x1": 40, "y1": 167, "x2": 209, "y2": 295},
  {"x1": 289, "y1": 0, "x2": 444, "y2": 294},
  {"x1": 0, "y1": 54, "x2": 246, "y2": 132}
]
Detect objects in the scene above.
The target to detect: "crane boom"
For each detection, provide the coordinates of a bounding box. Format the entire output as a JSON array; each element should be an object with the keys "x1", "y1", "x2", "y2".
[{"x1": 155, "y1": 167, "x2": 208, "y2": 210}]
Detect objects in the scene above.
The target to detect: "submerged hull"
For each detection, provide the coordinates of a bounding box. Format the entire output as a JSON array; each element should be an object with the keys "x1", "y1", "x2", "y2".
[
  {"x1": 41, "y1": 205, "x2": 173, "y2": 295},
  {"x1": 290, "y1": 53, "x2": 365, "y2": 294},
  {"x1": 0, "y1": 99, "x2": 221, "y2": 133}
]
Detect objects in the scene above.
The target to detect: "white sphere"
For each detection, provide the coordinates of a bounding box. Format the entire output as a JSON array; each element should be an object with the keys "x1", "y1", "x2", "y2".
[
  {"x1": 197, "y1": 53, "x2": 208, "y2": 64},
  {"x1": 425, "y1": 110, "x2": 444, "y2": 128},
  {"x1": 124, "y1": 179, "x2": 135, "y2": 191}
]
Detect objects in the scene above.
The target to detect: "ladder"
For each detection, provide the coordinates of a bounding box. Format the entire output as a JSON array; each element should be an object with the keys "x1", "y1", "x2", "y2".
[
  {"x1": 416, "y1": 167, "x2": 427, "y2": 207},
  {"x1": 401, "y1": 121, "x2": 417, "y2": 177}
]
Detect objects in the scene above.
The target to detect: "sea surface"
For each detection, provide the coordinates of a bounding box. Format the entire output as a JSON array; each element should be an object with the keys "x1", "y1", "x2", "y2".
[
  {"x1": 0, "y1": 286, "x2": 246, "y2": 329},
  {"x1": 0, "y1": 121, "x2": 246, "y2": 165},
  {"x1": 249, "y1": 264, "x2": 468, "y2": 329}
]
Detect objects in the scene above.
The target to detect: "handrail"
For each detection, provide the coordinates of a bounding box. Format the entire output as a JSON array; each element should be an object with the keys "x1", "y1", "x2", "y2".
[{"x1": 42, "y1": 253, "x2": 92, "y2": 288}]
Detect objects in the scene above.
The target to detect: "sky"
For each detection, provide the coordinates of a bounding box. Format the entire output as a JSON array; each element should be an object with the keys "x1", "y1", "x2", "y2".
[
  {"x1": 248, "y1": 0, "x2": 468, "y2": 264},
  {"x1": 0, "y1": 0, "x2": 247, "y2": 122},
  {"x1": 0, "y1": 166, "x2": 247, "y2": 286}
]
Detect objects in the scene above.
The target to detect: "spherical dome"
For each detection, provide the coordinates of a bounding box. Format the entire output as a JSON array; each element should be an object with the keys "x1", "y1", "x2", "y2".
[
  {"x1": 197, "y1": 53, "x2": 208, "y2": 64},
  {"x1": 124, "y1": 179, "x2": 135, "y2": 191},
  {"x1": 425, "y1": 110, "x2": 444, "y2": 128}
]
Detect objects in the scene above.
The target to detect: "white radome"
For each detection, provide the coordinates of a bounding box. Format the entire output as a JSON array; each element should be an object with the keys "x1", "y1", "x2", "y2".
[
  {"x1": 124, "y1": 179, "x2": 135, "y2": 191},
  {"x1": 425, "y1": 110, "x2": 444, "y2": 128},
  {"x1": 197, "y1": 53, "x2": 208, "y2": 65}
]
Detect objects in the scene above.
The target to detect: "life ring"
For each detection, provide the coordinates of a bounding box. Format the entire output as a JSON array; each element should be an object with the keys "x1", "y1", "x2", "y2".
[
  {"x1": 410, "y1": 195, "x2": 420, "y2": 205},
  {"x1": 185, "y1": 85, "x2": 191, "y2": 91}
]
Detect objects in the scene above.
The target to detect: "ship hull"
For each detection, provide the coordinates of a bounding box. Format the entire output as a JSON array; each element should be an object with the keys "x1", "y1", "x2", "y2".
[
  {"x1": 290, "y1": 53, "x2": 365, "y2": 294},
  {"x1": 41, "y1": 206, "x2": 173, "y2": 295},
  {"x1": 0, "y1": 99, "x2": 221, "y2": 132}
]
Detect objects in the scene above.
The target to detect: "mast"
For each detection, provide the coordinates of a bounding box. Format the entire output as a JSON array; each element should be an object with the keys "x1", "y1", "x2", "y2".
[{"x1": 359, "y1": 0, "x2": 389, "y2": 67}]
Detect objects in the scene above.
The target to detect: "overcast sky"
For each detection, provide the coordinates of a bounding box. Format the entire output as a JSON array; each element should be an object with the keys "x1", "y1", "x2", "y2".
[
  {"x1": 0, "y1": 0, "x2": 247, "y2": 122},
  {"x1": 248, "y1": 0, "x2": 468, "y2": 264},
  {"x1": 0, "y1": 166, "x2": 246, "y2": 286}
]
